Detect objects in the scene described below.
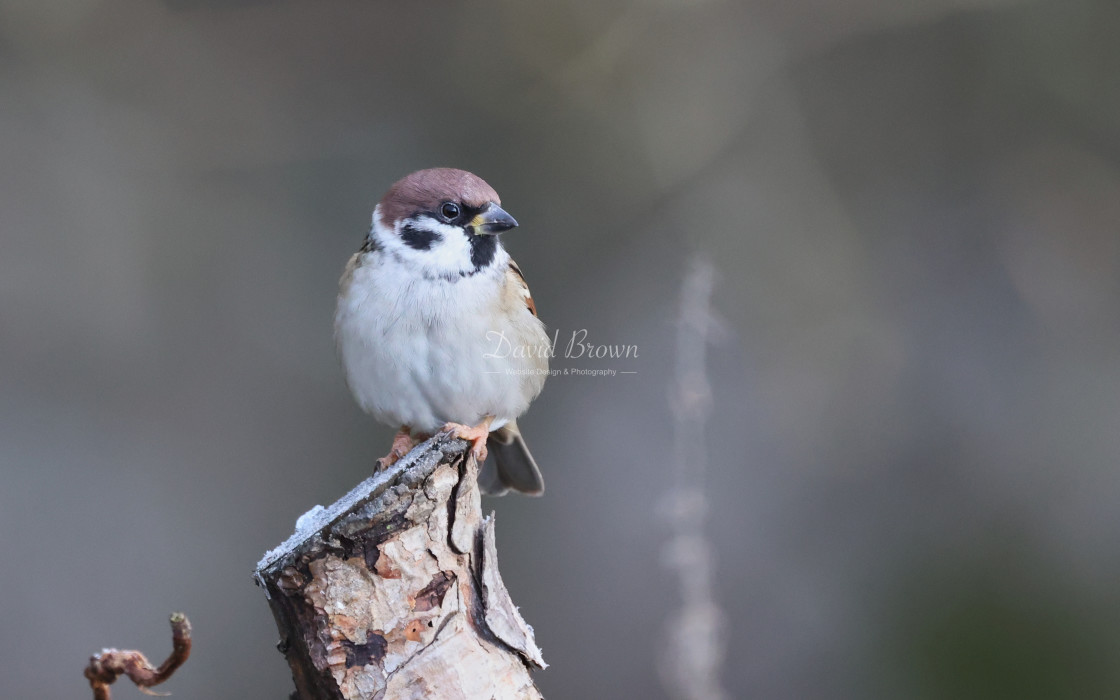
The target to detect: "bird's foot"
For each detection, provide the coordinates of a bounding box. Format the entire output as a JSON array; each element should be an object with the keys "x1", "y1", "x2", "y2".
[
  {"x1": 376, "y1": 426, "x2": 420, "y2": 471},
  {"x1": 441, "y1": 417, "x2": 494, "y2": 463}
]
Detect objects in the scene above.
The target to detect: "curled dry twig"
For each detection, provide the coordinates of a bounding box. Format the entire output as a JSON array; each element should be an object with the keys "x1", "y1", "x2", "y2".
[{"x1": 84, "y1": 612, "x2": 192, "y2": 700}]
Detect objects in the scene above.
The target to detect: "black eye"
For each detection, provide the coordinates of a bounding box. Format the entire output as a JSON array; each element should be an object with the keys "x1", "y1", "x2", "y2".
[{"x1": 440, "y1": 202, "x2": 461, "y2": 221}]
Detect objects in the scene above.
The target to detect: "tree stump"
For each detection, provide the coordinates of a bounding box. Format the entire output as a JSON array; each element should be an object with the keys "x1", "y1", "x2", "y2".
[{"x1": 255, "y1": 435, "x2": 545, "y2": 699}]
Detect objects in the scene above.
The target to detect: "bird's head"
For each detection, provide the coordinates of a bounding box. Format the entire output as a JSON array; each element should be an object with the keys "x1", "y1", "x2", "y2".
[{"x1": 368, "y1": 168, "x2": 518, "y2": 279}]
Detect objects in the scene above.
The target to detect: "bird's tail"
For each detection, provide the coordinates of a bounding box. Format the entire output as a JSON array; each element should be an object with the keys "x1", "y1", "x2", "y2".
[{"x1": 479, "y1": 421, "x2": 544, "y2": 496}]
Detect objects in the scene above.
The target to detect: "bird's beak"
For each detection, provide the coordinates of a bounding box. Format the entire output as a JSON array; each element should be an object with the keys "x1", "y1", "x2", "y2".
[{"x1": 469, "y1": 203, "x2": 518, "y2": 236}]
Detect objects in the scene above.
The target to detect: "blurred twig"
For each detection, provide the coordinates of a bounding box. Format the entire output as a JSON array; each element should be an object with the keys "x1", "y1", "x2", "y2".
[
  {"x1": 660, "y1": 257, "x2": 729, "y2": 700},
  {"x1": 83, "y1": 613, "x2": 192, "y2": 700}
]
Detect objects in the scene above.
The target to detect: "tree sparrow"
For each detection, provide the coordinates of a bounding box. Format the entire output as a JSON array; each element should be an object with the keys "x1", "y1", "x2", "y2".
[{"x1": 335, "y1": 168, "x2": 549, "y2": 496}]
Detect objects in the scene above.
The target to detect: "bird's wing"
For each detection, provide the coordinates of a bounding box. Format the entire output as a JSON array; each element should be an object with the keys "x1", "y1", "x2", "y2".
[{"x1": 506, "y1": 259, "x2": 537, "y2": 317}]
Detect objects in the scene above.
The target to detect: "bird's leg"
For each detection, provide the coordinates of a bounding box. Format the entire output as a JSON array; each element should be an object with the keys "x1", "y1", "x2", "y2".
[
  {"x1": 441, "y1": 416, "x2": 494, "y2": 462},
  {"x1": 377, "y1": 426, "x2": 420, "y2": 470}
]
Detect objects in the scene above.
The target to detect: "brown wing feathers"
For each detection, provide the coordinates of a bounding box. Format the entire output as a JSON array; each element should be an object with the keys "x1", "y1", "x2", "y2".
[{"x1": 507, "y1": 260, "x2": 537, "y2": 317}]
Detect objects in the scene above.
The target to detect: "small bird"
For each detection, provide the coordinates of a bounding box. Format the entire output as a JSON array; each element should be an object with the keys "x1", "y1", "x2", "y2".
[{"x1": 335, "y1": 168, "x2": 550, "y2": 495}]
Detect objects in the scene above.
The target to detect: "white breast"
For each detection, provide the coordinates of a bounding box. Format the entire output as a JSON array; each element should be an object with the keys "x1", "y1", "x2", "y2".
[{"x1": 335, "y1": 251, "x2": 549, "y2": 433}]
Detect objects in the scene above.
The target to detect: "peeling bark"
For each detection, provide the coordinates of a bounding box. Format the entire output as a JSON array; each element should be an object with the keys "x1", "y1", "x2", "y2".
[{"x1": 256, "y1": 435, "x2": 544, "y2": 700}]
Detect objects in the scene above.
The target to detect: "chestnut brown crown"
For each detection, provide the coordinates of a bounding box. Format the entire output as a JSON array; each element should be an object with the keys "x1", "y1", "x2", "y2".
[{"x1": 379, "y1": 168, "x2": 501, "y2": 227}]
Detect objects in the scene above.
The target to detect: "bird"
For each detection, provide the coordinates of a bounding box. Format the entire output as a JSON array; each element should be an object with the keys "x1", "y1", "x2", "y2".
[{"x1": 335, "y1": 168, "x2": 550, "y2": 496}]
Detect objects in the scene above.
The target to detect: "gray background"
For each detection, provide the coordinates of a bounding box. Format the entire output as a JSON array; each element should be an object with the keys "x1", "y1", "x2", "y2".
[{"x1": 2, "y1": 0, "x2": 1120, "y2": 698}]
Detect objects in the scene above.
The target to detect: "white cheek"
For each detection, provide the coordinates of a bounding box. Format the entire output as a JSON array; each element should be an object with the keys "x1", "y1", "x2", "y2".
[
  {"x1": 417, "y1": 220, "x2": 473, "y2": 271},
  {"x1": 371, "y1": 212, "x2": 487, "y2": 277}
]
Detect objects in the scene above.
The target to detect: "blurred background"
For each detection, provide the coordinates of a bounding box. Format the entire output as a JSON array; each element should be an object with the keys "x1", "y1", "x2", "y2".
[{"x1": 2, "y1": 0, "x2": 1120, "y2": 697}]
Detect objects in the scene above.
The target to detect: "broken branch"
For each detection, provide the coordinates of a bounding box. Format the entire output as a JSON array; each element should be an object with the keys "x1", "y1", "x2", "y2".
[{"x1": 255, "y1": 434, "x2": 544, "y2": 699}]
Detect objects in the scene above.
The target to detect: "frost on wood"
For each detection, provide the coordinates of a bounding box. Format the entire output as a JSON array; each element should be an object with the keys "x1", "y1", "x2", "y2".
[{"x1": 255, "y1": 434, "x2": 545, "y2": 700}]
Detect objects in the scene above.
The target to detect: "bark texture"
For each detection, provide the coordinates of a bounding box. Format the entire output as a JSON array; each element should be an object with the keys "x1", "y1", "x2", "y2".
[{"x1": 256, "y1": 435, "x2": 545, "y2": 700}]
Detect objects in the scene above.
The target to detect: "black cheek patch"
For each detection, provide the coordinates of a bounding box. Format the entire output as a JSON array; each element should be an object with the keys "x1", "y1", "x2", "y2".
[
  {"x1": 468, "y1": 234, "x2": 498, "y2": 269},
  {"x1": 401, "y1": 224, "x2": 441, "y2": 251}
]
